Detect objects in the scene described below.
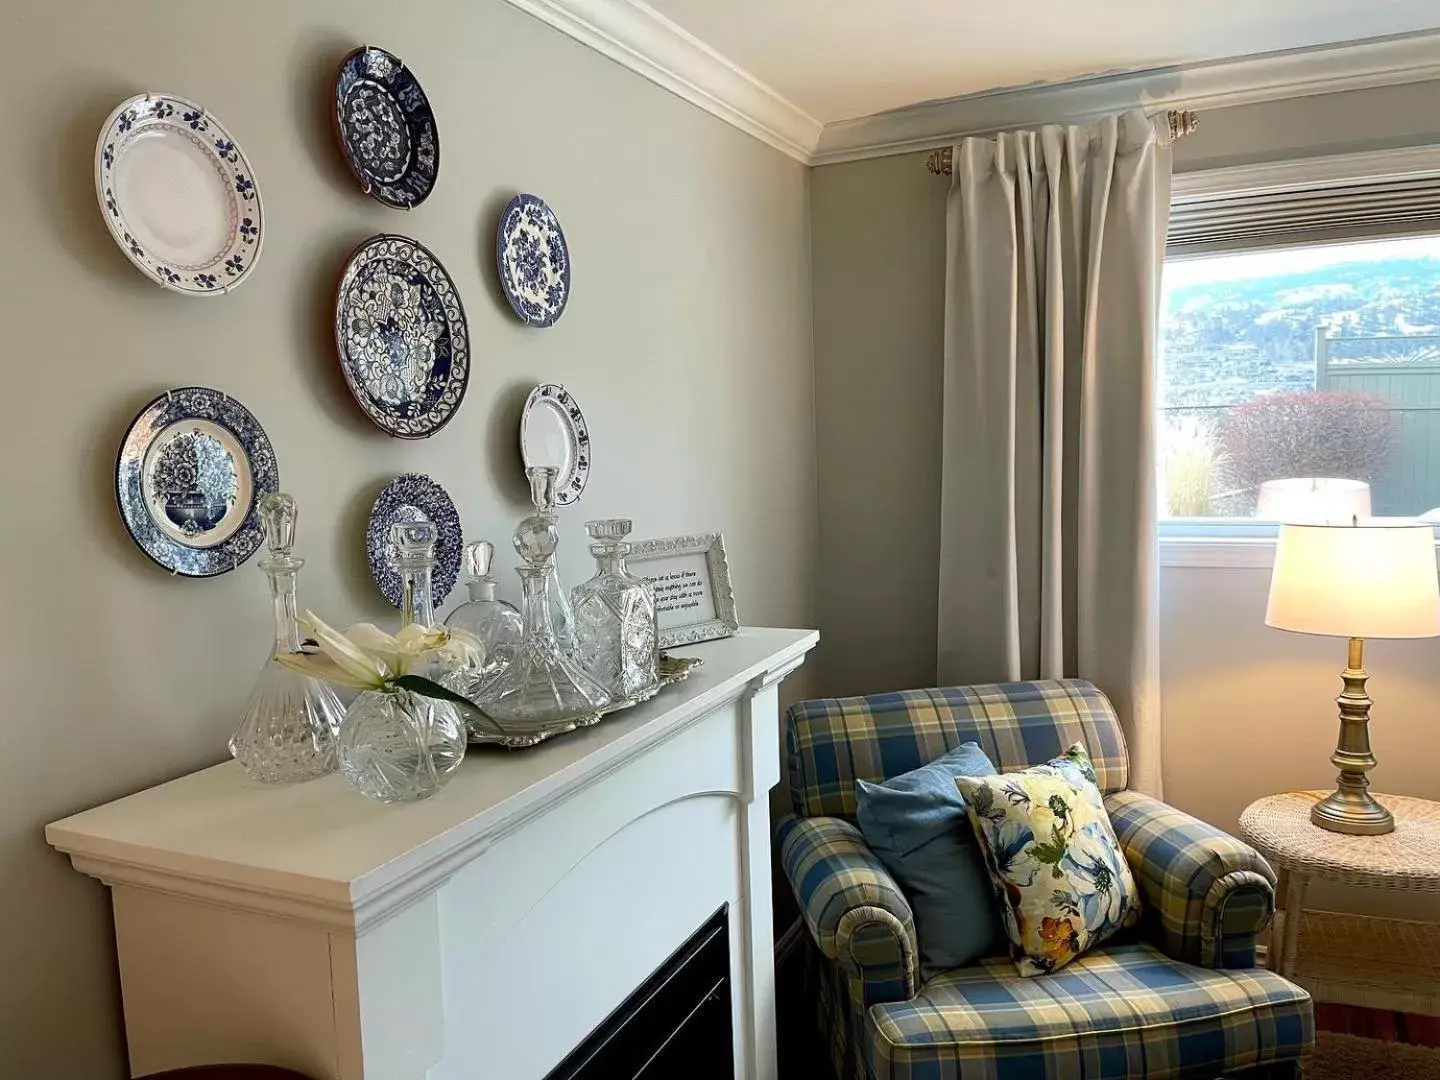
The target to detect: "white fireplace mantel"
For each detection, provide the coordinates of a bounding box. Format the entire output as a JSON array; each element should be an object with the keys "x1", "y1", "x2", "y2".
[{"x1": 48, "y1": 626, "x2": 818, "y2": 1080}]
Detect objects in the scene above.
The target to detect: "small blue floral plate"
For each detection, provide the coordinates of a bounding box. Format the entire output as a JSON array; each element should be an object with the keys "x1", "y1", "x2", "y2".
[
  {"x1": 334, "y1": 234, "x2": 471, "y2": 439},
  {"x1": 115, "y1": 387, "x2": 279, "y2": 577},
  {"x1": 497, "y1": 194, "x2": 571, "y2": 327},
  {"x1": 95, "y1": 94, "x2": 263, "y2": 296},
  {"x1": 366, "y1": 474, "x2": 463, "y2": 609},
  {"x1": 334, "y1": 46, "x2": 439, "y2": 210}
]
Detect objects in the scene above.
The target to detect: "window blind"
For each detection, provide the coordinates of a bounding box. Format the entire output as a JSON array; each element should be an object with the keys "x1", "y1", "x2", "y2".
[{"x1": 1168, "y1": 172, "x2": 1440, "y2": 255}]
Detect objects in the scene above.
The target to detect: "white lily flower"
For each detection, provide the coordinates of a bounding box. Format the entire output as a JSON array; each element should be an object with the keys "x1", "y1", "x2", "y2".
[
  {"x1": 344, "y1": 623, "x2": 404, "y2": 675},
  {"x1": 276, "y1": 612, "x2": 388, "y2": 691}
]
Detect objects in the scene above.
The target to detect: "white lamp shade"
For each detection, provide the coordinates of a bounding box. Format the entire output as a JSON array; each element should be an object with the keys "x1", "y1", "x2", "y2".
[
  {"x1": 1267, "y1": 520, "x2": 1440, "y2": 639},
  {"x1": 1256, "y1": 478, "x2": 1372, "y2": 524}
]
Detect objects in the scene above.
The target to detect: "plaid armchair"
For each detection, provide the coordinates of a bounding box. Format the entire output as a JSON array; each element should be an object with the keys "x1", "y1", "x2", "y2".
[{"x1": 778, "y1": 680, "x2": 1313, "y2": 1080}]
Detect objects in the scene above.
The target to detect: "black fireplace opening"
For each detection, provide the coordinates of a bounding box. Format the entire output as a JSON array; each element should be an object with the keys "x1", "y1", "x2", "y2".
[{"x1": 545, "y1": 904, "x2": 733, "y2": 1080}]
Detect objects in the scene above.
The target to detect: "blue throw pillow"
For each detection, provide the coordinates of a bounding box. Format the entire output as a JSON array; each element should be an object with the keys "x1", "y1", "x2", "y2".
[{"x1": 855, "y1": 742, "x2": 1005, "y2": 980}]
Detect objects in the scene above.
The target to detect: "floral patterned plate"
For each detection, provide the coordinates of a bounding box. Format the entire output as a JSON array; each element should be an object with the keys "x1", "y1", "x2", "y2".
[
  {"x1": 95, "y1": 94, "x2": 263, "y2": 295},
  {"x1": 496, "y1": 194, "x2": 571, "y2": 327},
  {"x1": 366, "y1": 474, "x2": 462, "y2": 609},
  {"x1": 334, "y1": 46, "x2": 439, "y2": 210},
  {"x1": 334, "y1": 234, "x2": 470, "y2": 439},
  {"x1": 520, "y1": 383, "x2": 590, "y2": 505},
  {"x1": 116, "y1": 387, "x2": 279, "y2": 577}
]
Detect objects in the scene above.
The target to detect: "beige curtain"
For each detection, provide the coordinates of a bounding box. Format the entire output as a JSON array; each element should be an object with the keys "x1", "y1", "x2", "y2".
[{"x1": 937, "y1": 109, "x2": 1170, "y2": 795}]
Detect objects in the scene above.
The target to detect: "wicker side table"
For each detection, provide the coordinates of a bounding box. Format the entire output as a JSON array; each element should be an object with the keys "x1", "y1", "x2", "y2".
[{"x1": 1239, "y1": 791, "x2": 1440, "y2": 1016}]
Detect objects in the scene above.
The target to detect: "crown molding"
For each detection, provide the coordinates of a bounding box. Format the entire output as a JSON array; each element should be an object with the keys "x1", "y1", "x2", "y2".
[
  {"x1": 498, "y1": 0, "x2": 822, "y2": 161},
  {"x1": 813, "y1": 30, "x2": 1440, "y2": 166}
]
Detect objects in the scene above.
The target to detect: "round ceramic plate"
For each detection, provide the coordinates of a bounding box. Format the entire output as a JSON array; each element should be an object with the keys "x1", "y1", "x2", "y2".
[
  {"x1": 334, "y1": 46, "x2": 439, "y2": 209},
  {"x1": 520, "y1": 383, "x2": 590, "y2": 505},
  {"x1": 116, "y1": 387, "x2": 278, "y2": 576},
  {"x1": 496, "y1": 194, "x2": 571, "y2": 327},
  {"x1": 366, "y1": 474, "x2": 462, "y2": 609},
  {"x1": 334, "y1": 234, "x2": 470, "y2": 438},
  {"x1": 95, "y1": 94, "x2": 263, "y2": 295}
]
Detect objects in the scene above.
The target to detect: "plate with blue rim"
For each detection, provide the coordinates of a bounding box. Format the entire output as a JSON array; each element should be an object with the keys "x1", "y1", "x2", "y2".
[
  {"x1": 95, "y1": 94, "x2": 263, "y2": 295},
  {"x1": 520, "y1": 383, "x2": 590, "y2": 505},
  {"x1": 496, "y1": 194, "x2": 571, "y2": 327},
  {"x1": 115, "y1": 387, "x2": 279, "y2": 577},
  {"x1": 366, "y1": 474, "x2": 463, "y2": 609},
  {"x1": 334, "y1": 234, "x2": 470, "y2": 439},
  {"x1": 334, "y1": 46, "x2": 439, "y2": 210}
]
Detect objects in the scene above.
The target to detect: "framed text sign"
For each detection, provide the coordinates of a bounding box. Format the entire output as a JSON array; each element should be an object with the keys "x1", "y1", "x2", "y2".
[{"x1": 627, "y1": 533, "x2": 739, "y2": 648}]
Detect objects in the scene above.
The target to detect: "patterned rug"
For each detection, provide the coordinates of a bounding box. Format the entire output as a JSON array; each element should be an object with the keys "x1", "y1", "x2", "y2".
[{"x1": 1305, "y1": 1032, "x2": 1440, "y2": 1079}]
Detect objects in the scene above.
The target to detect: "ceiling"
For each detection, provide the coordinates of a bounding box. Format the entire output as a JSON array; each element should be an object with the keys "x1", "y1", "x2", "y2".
[{"x1": 646, "y1": 0, "x2": 1440, "y2": 124}]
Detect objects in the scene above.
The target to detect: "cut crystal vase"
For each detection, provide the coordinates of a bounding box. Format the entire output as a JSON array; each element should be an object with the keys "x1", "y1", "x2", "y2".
[
  {"x1": 229, "y1": 493, "x2": 343, "y2": 784},
  {"x1": 572, "y1": 519, "x2": 659, "y2": 703}
]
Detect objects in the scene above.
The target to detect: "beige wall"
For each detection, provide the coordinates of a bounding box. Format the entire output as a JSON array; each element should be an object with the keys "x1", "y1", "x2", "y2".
[
  {"x1": 0, "y1": 3, "x2": 815, "y2": 1075},
  {"x1": 809, "y1": 82, "x2": 1440, "y2": 910}
]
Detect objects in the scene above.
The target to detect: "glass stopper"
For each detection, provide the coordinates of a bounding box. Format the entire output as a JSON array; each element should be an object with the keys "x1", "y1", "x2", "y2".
[
  {"x1": 259, "y1": 492, "x2": 301, "y2": 569},
  {"x1": 527, "y1": 466, "x2": 559, "y2": 512},
  {"x1": 464, "y1": 539, "x2": 495, "y2": 581},
  {"x1": 514, "y1": 514, "x2": 559, "y2": 567},
  {"x1": 584, "y1": 518, "x2": 633, "y2": 543},
  {"x1": 390, "y1": 520, "x2": 438, "y2": 568}
]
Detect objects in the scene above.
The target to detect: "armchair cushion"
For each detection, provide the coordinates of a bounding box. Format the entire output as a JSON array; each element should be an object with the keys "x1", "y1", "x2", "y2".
[
  {"x1": 1105, "y1": 790, "x2": 1277, "y2": 969},
  {"x1": 863, "y1": 941, "x2": 1313, "y2": 1080},
  {"x1": 855, "y1": 741, "x2": 1005, "y2": 978},
  {"x1": 778, "y1": 814, "x2": 918, "y2": 1006}
]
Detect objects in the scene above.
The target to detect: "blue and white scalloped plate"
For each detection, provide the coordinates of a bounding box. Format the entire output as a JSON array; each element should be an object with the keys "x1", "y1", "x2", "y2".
[
  {"x1": 497, "y1": 194, "x2": 571, "y2": 327},
  {"x1": 95, "y1": 93, "x2": 263, "y2": 295},
  {"x1": 366, "y1": 474, "x2": 463, "y2": 608},
  {"x1": 116, "y1": 387, "x2": 279, "y2": 577}
]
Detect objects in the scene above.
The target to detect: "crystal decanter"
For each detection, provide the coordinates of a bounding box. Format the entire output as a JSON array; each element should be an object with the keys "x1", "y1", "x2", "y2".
[
  {"x1": 229, "y1": 493, "x2": 343, "y2": 783},
  {"x1": 337, "y1": 520, "x2": 466, "y2": 803},
  {"x1": 483, "y1": 496, "x2": 610, "y2": 740},
  {"x1": 522, "y1": 466, "x2": 575, "y2": 654},
  {"x1": 444, "y1": 540, "x2": 523, "y2": 704},
  {"x1": 571, "y1": 519, "x2": 659, "y2": 703}
]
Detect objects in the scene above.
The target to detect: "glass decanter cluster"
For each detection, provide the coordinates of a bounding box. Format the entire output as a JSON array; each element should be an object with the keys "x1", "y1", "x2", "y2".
[
  {"x1": 337, "y1": 520, "x2": 466, "y2": 804},
  {"x1": 230, "y1": 493, "x2": 344, "y2": 783},
  {"x1": 571, "y1": 519, "x2": 659, "y2": 702},
  {"x1": 444, "y1": 539, "x2": 523, "y2": 702},
  {"x1": 482, "y1": 480, "x2": 610, "y2": 738}
]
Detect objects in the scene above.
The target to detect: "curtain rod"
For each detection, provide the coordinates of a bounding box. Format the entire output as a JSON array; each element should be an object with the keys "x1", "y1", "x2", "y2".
[{"x1": 925, "y1": 109, "x2": 1199, "y2": 175}]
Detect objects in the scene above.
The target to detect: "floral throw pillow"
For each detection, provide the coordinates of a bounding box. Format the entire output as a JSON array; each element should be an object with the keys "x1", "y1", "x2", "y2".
[{"x1": 954, "y1": 743, "x2": 1141, "y2": 977}]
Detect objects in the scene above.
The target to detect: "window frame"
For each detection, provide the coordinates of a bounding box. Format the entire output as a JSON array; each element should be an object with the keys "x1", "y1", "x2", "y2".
[{"x1": 1158, "y1": 144, "x2": 1440, "y2": 568}]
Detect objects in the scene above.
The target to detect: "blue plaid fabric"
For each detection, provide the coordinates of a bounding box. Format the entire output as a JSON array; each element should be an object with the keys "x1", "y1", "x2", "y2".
[
  {"x1": 863, "y1": 942, "x2": 1313, "y2": 1080},
  {"x1": 786, "y1": 680, "x2": 1129, "y2": 820},
  {"x1": 1106, "y1": 790, "x2": 1277, "y2": 970},
  {"x1": 777, "y1": 680, "x2": 1312, "y2": 1080}
]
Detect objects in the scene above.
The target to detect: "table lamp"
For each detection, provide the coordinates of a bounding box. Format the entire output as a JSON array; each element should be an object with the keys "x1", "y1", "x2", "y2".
[{"x1": 1266, "y1": 519, "x2": 1440, "y2": 835}]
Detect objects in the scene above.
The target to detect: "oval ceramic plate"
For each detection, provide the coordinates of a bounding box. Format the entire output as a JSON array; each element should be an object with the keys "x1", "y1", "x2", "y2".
[
  {"x1": 334, "y1": 234, "x2": 470, "y2": 438},
  {"x1": 334, "y1": 46, "x2": 439, "y2": 210},
  {"x1": 520, "y1": 383, "x2": 590, "y2": 505},
  {"x1": 496, "y1": 194, "x2": 571, "y2": 327},
  {"x1": 116, "y1": 387, "x2": 278, "y2": 576},
  {"x1": 95, "y1": 94, "x2": 263, "y2": 295},
  {"x1": 366, "y1": 474, "x2": 462, "y2": 608}
]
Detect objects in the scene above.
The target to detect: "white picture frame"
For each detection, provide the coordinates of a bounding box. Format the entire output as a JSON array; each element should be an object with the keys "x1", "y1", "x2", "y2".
[{"x1": 627, "y1": 532, "x2": 739, "y2": 648}]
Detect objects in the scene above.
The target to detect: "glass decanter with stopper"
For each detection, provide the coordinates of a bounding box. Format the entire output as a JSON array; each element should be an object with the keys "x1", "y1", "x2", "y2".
[
  {"x1": 571, "y1": 518, "x2": 660, "y2": 703},
  {"x1": 337, "y1": 520, "x2": 467, "y2": 803},
  {"x1": 229, "y1": 493, "x2": 344, "y2": 783},
  {"x1": 482, "y1": 495, "x2": 611, "y2": 741},
  {"x1": 523, "y1": 466, "x2": 575, "y2": 654},
  {"x1": 443, "y1": 539, "x2": 523, "y2": 704}
]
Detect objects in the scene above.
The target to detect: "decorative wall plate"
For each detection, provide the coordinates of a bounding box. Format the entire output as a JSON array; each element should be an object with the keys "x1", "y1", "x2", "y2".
[
  {"x1": 334, "y1": 234, "x2": 470, "y2": 439},
  {"x1": 116, "y1": 387, "x2": 278, "y2": 576},
  {"x1": 366, "y1": 474, "x2": 462, "y2": 609},
  {"x1": 95, "y1": 94, "x2": 264, "y2": 295},
  {"x1": 334, "y1": 46, "x2": 439, "y2": 209},
  {"x1": 496, "y1": 194, "x2": 571, "y2": 327},
  {"x1": 520, "y1": 383, "x2": 590, "y2": 505}
]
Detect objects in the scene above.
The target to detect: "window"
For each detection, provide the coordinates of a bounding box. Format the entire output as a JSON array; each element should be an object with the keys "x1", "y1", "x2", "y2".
[{"x1": 1157, "y1": 149, "x2": 1440, "y2": 556}]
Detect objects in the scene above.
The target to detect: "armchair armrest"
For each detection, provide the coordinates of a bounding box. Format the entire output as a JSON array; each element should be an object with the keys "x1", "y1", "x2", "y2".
[
  {"x1": 776, "y1": 815, "x2": 918, "y2": 1006},
  {"x1": 1105, "y1": 790, "x2": 1277, "y2": 969}
]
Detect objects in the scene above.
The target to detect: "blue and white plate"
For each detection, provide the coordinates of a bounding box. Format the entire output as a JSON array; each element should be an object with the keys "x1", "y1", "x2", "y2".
[
  {"x1": 496, "y1": 194, "x2": 571, "y2": 327},
  {"x1": 520, "y1": 383, "x2": 590, "y2": 505},
  {"x1": 95, "y1": 94, "x2": 264, "y2": 295},
  {"x1": 366, "y1": 474, "x2": 462, "y2": 609},
  {"x1": 334, "y1": 46, "x2": 438, "y2": 210},
  {"x1": 116, "y1": 387, "x2": 279, "y2": 576},
  {"x1": 335, "y1": 234, "x2": 470, "y2": 439}
]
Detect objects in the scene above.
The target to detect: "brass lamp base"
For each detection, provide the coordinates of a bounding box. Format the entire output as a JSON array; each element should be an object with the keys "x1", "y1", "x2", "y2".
[{"x1": 1312, "y1": 636, "x2": 1395, "y2": 836}]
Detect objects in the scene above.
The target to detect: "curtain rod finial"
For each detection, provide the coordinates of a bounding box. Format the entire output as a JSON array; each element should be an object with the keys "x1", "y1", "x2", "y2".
[{"x1": 927, "y1": 146, "x2": 953, "y2": 176}]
